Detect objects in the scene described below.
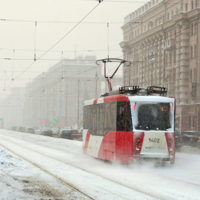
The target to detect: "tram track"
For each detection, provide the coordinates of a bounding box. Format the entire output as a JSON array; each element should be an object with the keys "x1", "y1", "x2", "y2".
[
  {"x1": 0, "y1": 142, "x2": 94, "y2": 200},
  {"x1": 0, "y1": 133, "x2": 181, "y2": 200}
]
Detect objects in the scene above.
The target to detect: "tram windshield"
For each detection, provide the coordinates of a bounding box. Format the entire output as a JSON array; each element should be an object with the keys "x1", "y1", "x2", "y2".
[{"x1": 131, "y1": 102, "x2": 174, "y2": 131}]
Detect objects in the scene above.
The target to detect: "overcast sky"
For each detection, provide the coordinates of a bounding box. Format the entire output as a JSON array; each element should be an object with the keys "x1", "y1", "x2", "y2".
[{"x1": 0, "y1": 0, "x2": 149, "y2": 98}]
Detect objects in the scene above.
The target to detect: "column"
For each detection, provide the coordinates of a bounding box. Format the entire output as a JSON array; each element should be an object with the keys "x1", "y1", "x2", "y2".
[
  {"x1": 179, "y1": 21, "x2": 190, "y2": 104},
  {"x1": 175, "y1": 24, "x2": 181, "y2": 104}
]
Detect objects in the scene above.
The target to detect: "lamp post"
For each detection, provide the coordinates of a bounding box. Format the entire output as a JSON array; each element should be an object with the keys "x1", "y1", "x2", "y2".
[
  {"x1": 77, "y1": 78, "x2": 80, "y2": 128},
  {"x1": 95, "y1": 72, "x2": 98, "y2": 98},
  {"x1": 149, "y1": 51, "x2": 155, "y2": 86}
]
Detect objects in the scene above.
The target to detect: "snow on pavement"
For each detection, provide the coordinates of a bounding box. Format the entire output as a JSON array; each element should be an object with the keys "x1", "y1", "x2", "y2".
[
  {"x1": 0, "y1": 147, "x2": 90, "y2": 199},
  {"x1": 0, "y1": 129, "x2": 200, "y2": 200}
]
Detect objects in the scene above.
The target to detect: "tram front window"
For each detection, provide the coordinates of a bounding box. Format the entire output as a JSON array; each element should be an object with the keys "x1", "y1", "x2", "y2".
[{"x1": 132, "y1": 102, "x2": 172, "y2": 131}]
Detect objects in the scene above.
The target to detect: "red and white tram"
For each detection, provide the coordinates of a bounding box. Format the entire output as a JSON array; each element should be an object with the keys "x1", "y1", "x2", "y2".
[{"x1": 82, "y1": 59, "x2": 175, "y2": 164}]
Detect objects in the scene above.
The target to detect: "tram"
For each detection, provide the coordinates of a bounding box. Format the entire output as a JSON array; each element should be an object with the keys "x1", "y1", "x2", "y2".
[{"x1": 82, "y1": 58, "x2": 175, "y2": 164}]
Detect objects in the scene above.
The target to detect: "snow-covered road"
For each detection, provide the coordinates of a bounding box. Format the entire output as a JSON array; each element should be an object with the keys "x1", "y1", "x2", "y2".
[{"x1": 0, "y1": 129, "x2": 200, "y2": 200}]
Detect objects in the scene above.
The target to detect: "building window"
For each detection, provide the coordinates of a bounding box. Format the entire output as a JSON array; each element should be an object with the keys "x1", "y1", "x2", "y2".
[
  {"x1": 193, "y1": 116, "x2": 196, "y2": 127},
  {"x1": 169, "y1": 53, "x2": 172, "y2": 64},
  {"x1": 174, "y1": 52, "x2": 176, "y2": 63},
  {"x1": 166, "y1": 54, "x2": 168, "y2": 63},
  {"x1": 189, "y1": 116, "x2": 191, "y2": 129},
  {"x1": 191, "y1": 46, "x2": 193, "y2": 58},
  {"x1": 194, "y1": 45, "x2": 196, "y2": 57},
  {"x1": 190, "y1": 70, "x2": 193, "y2": 81},
  {"x1": 186, "y1": 3, "x2": 188, "y2": 11},
  {"x1": 194, "y1": 69, "x2": 197, "y2": 81},
  {"x1": 191, "y1": 23, "x2": 193, "y2": 35},
  {"x1": 192, "y1": 1, "x2": 194, "y2": 9},
  {"x1": 168, "y1": 13, "x2": 170, "y2": 20}
]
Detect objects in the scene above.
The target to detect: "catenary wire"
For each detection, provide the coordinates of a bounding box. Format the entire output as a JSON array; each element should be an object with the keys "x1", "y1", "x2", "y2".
[{"x1": 0, "y1": 1, "x2": 102, "y2": 94}]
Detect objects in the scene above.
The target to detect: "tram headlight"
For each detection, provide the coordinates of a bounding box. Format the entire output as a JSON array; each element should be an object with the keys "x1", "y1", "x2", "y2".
[
  {"x1": 169, "y1": 139, "x2": 172, "y2": 151},
  {"x1": 136, "y1": 139, "x2": 140, "y2": 150}
]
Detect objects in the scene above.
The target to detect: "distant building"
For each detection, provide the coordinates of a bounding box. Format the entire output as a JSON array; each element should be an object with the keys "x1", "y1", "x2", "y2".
[
  {"x1": 0, "y1": 87, "x2": 25, "y2": 128},
  {"x1": 23, "y1": 56, "x2": 102, "y2": 128},
  {"x1": 120, "y1": 0, "x2": 200, "y2": 131}
]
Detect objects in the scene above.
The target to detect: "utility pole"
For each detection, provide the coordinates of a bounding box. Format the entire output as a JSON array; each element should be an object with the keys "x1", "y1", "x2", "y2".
[
  {"x1": 95, "y1": 72, "x2": 98, "y2": 98},
  {"x1": 66, "y1": 83, "x2": 68, "y2": 127},
  {"x1": 149, "y1": 51, "x2": 155, "y2": 86},
  {"x1": 77, "y1": 79, "x2": 80, "y2": 128}
]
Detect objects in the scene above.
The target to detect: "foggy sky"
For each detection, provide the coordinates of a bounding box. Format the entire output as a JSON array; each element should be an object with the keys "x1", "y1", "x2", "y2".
[{"x1": 0, "y1": 0, "x2": 148, "y2": 98}]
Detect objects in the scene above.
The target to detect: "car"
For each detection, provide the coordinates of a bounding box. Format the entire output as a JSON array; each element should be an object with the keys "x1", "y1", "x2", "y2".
[
  {"x1": 181, "y1": 131, "x2": 200, "y2": 148},
  {"x1": 175, "y1": 128, "x2": 182, "y2": 151},
  {"x1": 33, "y1": 127, "x2": 41, "y2": 135},
  {"x1": 12, "y1": 126, "x2": 18, "y2": 131},
  {"x1": 16, "y1": 126, "x2": 26, "y2": 132},
  {"x1": 40, "y1": 127, "x2": 52, "y2": 137},
  {"x1": 25, "y1": 127, "x2": 35, "y2": 134},
  {"x1": 59, "y1": 129, "x2": 73, "y2": 140},
  {"x1": 51, "y1": 128, "x2": 60, "y2": 137}
]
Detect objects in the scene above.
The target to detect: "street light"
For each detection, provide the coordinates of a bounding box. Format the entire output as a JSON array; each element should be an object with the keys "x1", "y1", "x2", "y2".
[
  {"x1": 95, "y1": 72, "x2": 98, "y2": 98},
  {"x1": 149, "y1": 52, "x2": 155, "y2": 86}
]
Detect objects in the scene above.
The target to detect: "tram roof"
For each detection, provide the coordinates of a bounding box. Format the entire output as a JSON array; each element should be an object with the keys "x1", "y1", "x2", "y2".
[{"x1": 84, "y1": 95, "x2": 174, "y2": 106}]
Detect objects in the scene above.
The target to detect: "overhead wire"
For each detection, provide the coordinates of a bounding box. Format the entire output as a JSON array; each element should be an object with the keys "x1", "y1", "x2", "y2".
[
  {"x1": 1, "y1": 17, "x2": 198, "y2": 96},
  {"x1": 1, "y1": 1, "x2": 102, "y2": 94},
  {"x1": 1, "y1": 2, "x2": 198, "y2": 95}
]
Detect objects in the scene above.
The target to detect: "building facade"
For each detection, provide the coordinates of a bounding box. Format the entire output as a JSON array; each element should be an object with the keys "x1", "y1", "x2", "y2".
[
  {"x1": 23, "y1": 56, "x2": 102, "y2": 128},
  {"x1": 0, "y1": 87, "x2": 25, "y2": 128},
  {"x1": 120, "y1": 0, "x2": 200, "y2": 131}
]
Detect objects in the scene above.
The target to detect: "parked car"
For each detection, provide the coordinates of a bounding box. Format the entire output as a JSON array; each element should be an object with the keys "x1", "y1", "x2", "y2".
[
  {"x1": 59, "y1": 129, "x2": 73, "y2": 140},
  {"x1": 175, "y1": 128, "x2": 182, "y2": 151},
  {"x1": 12, "y1": 126, "x2": 18, "y2": 131},
  {"x1": 25, "y1": 127, "x2": 35, "y2": 134},
  {"x1": 33, "y1": 127, "x2": 41, "y2": 135},
  {"x1": 16, "y1": 126, "x2": 26, "y2": 132},
  {"x1": 70, "y1": 129, "x2": 80, "y2": 139},
  {"x1": 40, "y1": 127, "x2": 52, "y2": 137},
  {"x1": 181, "y1": 131, "x2": 200, "y2": 148},
  {"x1": 51, "y1": 128, "x2": 60, "y2": 137}
]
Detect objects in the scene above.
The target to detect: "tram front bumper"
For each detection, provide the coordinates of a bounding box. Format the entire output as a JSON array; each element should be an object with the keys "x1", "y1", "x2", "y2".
[{"x1": 138, "y1": 153, "x2": 171, "y2": 162}]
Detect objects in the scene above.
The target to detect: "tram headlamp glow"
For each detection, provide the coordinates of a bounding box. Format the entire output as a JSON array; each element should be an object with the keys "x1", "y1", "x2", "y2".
[
  {"x1": 136, "y1": 139, "x2": 140, "y2": 150},
  {"x1": 170, "y1": 103, "x2": 173, "y2": 111},
  {"x1": 131, "y1": 103, "x2": 135, "y2": 110},
  {"x1": 169, "y1": 139, "x2": 172, "y2": 151}
]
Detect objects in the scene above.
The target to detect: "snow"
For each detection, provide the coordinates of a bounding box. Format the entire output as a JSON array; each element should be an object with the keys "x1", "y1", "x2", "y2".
[
  {"x1": 0, "y1": 130, "x2": 200, "y2": 199},
  {"x1": 0, "y1": 147, "x2": 90, "y2": 199}
]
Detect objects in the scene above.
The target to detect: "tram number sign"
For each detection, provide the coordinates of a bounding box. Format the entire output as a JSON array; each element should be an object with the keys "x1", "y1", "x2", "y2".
[{"x1": 149, "y1": 138, "x2": 160, "y2": 143}]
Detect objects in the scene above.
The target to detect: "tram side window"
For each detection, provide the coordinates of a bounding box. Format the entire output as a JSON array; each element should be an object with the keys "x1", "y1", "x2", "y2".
[
  {"x1": 117, "y1": 102, "x2": 126, "y2": 131},
  {"x1": 126, "y1": 102, "x2": 133, "y2": 131},
  {"x1": 92, "y1": 106, "x2": 97, "y2": 135},
  {"x1": 104, "y1": 102, "x2": 117, "y2": 133},
  {"x1": 97, "y1": 104, "x2": 104, "y2": 135},
  {"x1": 83, "y1": 106, "x2": 88, "y2": 129}
]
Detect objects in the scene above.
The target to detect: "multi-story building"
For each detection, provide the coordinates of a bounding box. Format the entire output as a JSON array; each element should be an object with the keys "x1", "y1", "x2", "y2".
[
  {"x1": 23, "y1": 55, "x2": 102, "y2": 128},
  {"x1": 0, "y1": 87, "x2": 25, "y2": 128},
  {"x1": 120, "y1": 0, "x2": 200, "y2": 131}
]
